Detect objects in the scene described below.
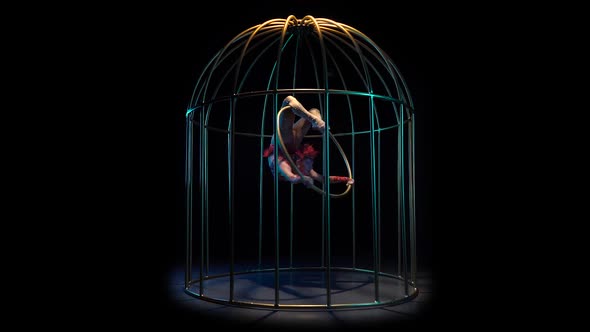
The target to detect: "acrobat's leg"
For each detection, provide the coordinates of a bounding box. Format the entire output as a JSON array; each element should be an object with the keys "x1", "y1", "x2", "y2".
[
  {"x1": 292, "y1": 108, "x2": 321, "y2": 147},
  {"x1": 278, "y1": 160, "x2": 313, "y2": 187},
  {"x1": 283, "y1": 96, "x2": 325, "y2": 133},
  {"x1": 278, "y1": 107, "x2": 297, "y2": 153}
]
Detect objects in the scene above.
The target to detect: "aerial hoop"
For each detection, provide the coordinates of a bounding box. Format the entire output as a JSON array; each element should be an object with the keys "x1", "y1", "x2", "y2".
[{"x1": 276, "y1": 105, "x2": 352, "y2": 198}]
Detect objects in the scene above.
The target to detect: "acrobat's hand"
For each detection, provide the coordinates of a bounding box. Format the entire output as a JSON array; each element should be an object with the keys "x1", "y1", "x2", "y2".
[
  {"x1": 347, "y1": 178, "x2": 355, "y2": 185},
  {"x1": 302, "y1": 176, "x2": 314, "y2": 188}
]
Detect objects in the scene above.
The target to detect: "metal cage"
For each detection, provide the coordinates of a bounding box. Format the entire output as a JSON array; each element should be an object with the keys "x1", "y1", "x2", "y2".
[{"x1": 184, "y1": 15, "x2": 418, "y2": 309}]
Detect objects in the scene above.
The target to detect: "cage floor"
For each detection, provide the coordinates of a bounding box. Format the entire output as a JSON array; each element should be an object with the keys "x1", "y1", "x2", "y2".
[{"x1": 166, "y1": 265, "x2": 434, "y2": 328}]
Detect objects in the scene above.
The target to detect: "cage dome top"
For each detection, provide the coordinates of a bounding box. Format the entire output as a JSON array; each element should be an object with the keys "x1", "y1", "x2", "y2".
[{"x1": 188, "y1": 15, "x2": 414, "y2": 116}]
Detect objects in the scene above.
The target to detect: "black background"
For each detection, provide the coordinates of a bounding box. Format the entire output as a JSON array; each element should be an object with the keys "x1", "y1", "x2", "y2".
[
  {"x1": 19, "y1": 1, "x2": 551, "y2": 327},
  {"x1": 45, "y1": 0, "x2": 442, "y2": 327}
]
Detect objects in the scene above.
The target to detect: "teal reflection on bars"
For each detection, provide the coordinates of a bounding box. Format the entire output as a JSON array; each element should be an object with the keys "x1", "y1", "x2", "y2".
[{"x1": 184, "y1": 15, "x2": 418, "y2": 310}]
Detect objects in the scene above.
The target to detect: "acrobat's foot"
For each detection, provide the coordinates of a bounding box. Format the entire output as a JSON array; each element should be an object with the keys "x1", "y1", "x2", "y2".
[{"x1": 283, "y1": 96, "x2": 326, "y2": 133}]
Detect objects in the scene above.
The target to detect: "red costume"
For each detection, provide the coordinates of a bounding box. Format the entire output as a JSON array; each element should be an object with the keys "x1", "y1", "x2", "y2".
[{"x1": 264, "y1": 143, "x2": 352, "y2": 184}]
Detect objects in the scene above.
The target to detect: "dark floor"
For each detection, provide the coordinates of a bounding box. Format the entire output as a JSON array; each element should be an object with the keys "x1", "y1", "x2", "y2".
[{"x1": 164, "y1": 265, "x2": 435, "y2": 329}]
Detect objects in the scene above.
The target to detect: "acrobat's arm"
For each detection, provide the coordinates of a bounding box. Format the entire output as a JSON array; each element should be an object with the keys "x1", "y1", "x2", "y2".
[
  {"x1": 277, "y1": 160, "x2": 314, "y2": 187},
  {"x1": 309, "y1": 169, "x2": 354, "y2": 185}
]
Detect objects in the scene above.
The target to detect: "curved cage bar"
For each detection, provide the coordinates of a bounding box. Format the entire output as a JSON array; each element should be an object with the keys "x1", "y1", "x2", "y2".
[{"x1": 184, "y1": 16, "x2": 418, "y2": 310}]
